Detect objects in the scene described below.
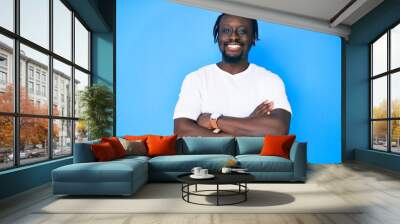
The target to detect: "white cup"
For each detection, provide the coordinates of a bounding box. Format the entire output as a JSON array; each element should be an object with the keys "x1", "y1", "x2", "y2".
[
  {"x1": 191, "y1": 167, "x2": 202, "y2": 176},
  {"x1": 200, "y1": 169, "x2": 208, "y2": 176},
  {"x1": 221, "y1": 167, "x2": 232, "y2": 174}
]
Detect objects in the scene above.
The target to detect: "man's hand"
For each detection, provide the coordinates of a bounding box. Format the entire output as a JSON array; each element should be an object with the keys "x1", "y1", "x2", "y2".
[
  {"x1": 249, "y1": 100, "x2": 274, "y2": 118},
  {"x1": 197, "y1": 113, "x2": 212, "y2": 129}
]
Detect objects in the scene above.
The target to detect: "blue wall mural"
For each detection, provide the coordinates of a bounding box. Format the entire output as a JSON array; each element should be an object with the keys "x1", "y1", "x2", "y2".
[{"x1": 116, "y1": 0, "x2": 341, "y2": 163}]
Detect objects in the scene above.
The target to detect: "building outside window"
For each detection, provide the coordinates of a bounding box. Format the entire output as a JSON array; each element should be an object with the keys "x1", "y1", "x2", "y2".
[
  {"x1": 35, "y1": 83, "x2": 40, "y2": 95},
  {"x1": 28, "y1": 67, "x2": 34, "y2": 80},
  {"x1": 0, "y1": 54, "x2": 7, "y2": 88},
  {"x1": 0, "y1": 71, "x2": 6, "y2": 84},
  {"x1": 0, "y1": 55, "x2": 6, "y2": 67},
  {"x1": 41, "y1": 73, "x2": 46, "y2": 82},
  {"x1": 41, "y1": 85, "x2": 46, "y2": 97},
  {"x1": 0, "y1": 0, "x2": 91, "y2": 170},
  {"x1": 370, "y1": 23, "x2": 400, "y2": 154},
  {"x1": 28, "y1": 81, "x2": 34, "y2": 94}
]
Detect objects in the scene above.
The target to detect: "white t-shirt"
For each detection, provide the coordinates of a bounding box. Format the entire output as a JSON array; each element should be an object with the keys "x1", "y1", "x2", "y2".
[{"x1": 173, "y1": 63, "x2": 291, "y2": 120}]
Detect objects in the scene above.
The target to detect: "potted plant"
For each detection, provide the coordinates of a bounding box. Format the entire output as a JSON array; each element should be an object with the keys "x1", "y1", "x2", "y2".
[{"x1": 79, "y1": 84, "x2": 114, "y2": 140}]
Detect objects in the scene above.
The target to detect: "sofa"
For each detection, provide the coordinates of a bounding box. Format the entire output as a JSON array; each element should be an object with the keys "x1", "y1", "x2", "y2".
[{"x1": 52, "y1": 137, "x2": 307, "y2": 196}]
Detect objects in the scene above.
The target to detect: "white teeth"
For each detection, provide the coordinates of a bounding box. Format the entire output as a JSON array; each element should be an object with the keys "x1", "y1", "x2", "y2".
[{"x1": 227, "y1": 44, "x2": 241, "y2": 49}]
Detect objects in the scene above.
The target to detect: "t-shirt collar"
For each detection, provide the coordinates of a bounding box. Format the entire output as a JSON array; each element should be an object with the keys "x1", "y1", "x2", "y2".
[{"x1": 214, "y1": 63, "x2": 253, "y2": 78}]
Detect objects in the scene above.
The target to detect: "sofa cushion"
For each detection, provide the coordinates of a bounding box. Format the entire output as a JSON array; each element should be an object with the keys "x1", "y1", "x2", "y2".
[
  {"x1": 260, "y1": 135, "x2": 296, "y2": 159},
  {"x1": 147, "y1": 135, "x2": 177, "y2": 157},
  {"x1": 124, "y1": 135, "x2": 151, "y2": 149},
  {"x1": 236, "y1": 155, "x2": 293, "y2": 172},
  {"x1": 235, "y1": 137, "x2": 264, "y2": 155},
  {"x1": 178, "y1": 137, "x2": 235, "y2": 155},
  {"x1": 52, "y1": 158, "x2": 147, "y2": 183},
  {"x1": 101, "y1": 137, "x2": 127, "y2": 158},
  {"x1": 74, "y1": 139, "x2": 100, "y2": 163},
  {"x1": 91, "y1": 142, "x2": 118, "y2": 161},
  {"x1": 119, "y1": 138, "x2": 147, "y2": 156},
  {"x1": 148, "y1": 154, "x2": 235, "y2": 172}
]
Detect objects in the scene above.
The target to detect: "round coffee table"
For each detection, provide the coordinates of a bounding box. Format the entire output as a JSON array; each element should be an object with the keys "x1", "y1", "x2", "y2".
[{"x1": 177, "y1": 172, "x2": 255, "y2": 206}]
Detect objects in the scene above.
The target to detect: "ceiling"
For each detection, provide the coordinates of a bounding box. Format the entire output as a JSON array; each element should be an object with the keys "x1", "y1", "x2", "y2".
[
  {"x1": 66, "y1": 0, "x2": 114, "y2": 32},
  {"x1": 172, "y1": 0, "x2": 384, "y2": 39}
]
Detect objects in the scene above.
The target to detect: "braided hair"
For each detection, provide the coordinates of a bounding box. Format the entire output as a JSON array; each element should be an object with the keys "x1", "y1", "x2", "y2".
[{"x1": 213, "y1": 13, "x2": 259, "y2": 46}]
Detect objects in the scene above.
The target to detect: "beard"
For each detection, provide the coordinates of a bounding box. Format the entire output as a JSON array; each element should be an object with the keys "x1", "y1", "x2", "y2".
[{"x1": 222, "y1": 51, "x2": 243, "y2": 63}]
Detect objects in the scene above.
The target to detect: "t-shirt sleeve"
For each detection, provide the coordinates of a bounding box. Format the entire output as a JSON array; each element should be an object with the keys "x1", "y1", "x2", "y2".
[
  {"x1": 173, "y1": 74, "x2": 202, "y2": 120},
  {"x1": 271, "y1": 77, "x2": 292, "y2": 114}
]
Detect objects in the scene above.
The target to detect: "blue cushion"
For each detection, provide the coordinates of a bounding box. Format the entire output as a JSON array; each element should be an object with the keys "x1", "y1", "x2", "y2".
[
  {"x1": 178, "y1": 137, "x2": 235, "y2": 155},
  {"x1": 73, "y1": 139, "x2": 100, "y2": 163},
  {"x1": 235, "y1": 137, "x2": 264, "y2": 155},
  {"x1": 236, "y1": 155, "x2": 293, "y2": 172},
  {"x1": 149, "y1": 154, "x2": 235, "y2": 172}
]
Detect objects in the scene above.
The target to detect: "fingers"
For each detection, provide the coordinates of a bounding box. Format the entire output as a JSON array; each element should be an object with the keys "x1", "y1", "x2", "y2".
[{"x1": 250, "y1": 100, "x2": 275, "y2": 117}]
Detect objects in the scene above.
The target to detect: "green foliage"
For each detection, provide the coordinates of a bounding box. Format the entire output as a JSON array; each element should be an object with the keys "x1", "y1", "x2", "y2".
[
  {"x1": 79, "y1": 84, "x2": 114, "y2": 140},
  {"x1": 372, "y1": 99, "x2": 400, "y2": 140}
]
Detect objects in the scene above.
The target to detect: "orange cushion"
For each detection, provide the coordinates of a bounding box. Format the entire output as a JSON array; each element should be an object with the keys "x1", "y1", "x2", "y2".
[
  {"x1": 91, "y1": 142, "x2": 117, "y2": 161},
  {"x1": 101, "y1": 137, "x2": 127, "y2": 158},
  {"x1": 146, "y1": 135, "x2": 177, "y2": 157},
  {"x1": 259, "y1": 135, "x2": 296, "y2": 159}
]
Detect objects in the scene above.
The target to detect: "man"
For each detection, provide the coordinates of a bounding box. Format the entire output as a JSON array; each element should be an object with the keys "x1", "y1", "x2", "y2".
[{"x1": 173, "y1": 14, "x2": 291, "y2": 137}]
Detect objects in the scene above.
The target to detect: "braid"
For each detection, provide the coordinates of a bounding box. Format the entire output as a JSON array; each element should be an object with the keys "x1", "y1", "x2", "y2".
[{"x1": 213, "y1": 13, "x2": 259, "y2": 45}]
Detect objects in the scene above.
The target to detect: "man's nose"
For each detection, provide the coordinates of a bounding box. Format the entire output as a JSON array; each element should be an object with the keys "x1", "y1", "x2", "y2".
[{"x1": 229, "y1": 31, "x2": 239, "y2": 41}]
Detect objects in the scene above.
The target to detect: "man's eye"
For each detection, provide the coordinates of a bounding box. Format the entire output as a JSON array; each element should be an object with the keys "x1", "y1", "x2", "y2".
[
  {"x1": 237, "y1": 27, "x2": 247, "y2": 35},
  {"x1": 222, "y1": 28, "x2": 232, "y2": 34}
]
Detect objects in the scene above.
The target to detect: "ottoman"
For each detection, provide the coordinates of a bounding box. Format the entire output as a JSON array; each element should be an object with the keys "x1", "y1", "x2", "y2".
[{"x1": 52, "y1": 157, "x2": 148, "y2": 196}]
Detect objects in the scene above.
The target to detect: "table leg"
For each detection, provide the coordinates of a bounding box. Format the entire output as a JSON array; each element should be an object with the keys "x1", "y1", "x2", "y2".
[
  {"x1": 245, "y1": 183, "x2": 247, "y2": 201},
  {"x1": 217, "y1": 184, "x2": 219, "y2": 206},
  {"x1": 195, "y1": 184, "x2": 197, "y2": 192}
]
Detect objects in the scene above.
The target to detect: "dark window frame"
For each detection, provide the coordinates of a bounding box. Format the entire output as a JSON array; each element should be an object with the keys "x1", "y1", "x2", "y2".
[
  {"x1": 369, "y1": 20, "x2": 400, "y2": 154},
  {"x1": 0, "y1": 0, "x2": 92, "y2": 171}
]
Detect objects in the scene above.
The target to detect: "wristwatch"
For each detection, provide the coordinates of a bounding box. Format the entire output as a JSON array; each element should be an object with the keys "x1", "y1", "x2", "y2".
[{"x1": 210, "y1": 113, "x2": 222, "y2": 133}]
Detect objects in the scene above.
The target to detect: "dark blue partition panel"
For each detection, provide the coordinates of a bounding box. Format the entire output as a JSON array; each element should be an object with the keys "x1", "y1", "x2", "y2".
[{"x1": 116, "y1": 0, "x2": 341, "y2": 163}]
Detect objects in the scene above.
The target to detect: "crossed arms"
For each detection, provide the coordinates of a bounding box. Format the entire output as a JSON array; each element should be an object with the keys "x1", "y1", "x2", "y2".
[{"x1": 174, "y1": 101, "x2": 291, "y2": 137}]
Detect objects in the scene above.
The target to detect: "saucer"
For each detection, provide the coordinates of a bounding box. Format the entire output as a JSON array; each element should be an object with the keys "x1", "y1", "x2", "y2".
[{"x1": 190, "y1": 174, "x2": 215, "y2": 179}]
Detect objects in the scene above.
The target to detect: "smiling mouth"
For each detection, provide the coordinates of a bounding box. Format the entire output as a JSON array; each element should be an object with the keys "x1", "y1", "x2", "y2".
[{"x1": 225, "y1": 43, "x2": 242, "y2": 51}]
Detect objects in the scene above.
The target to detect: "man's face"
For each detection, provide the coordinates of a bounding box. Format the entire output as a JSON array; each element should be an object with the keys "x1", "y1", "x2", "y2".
[{"x1": 217, "y1": 15, "x2": 254, "y2": 63}]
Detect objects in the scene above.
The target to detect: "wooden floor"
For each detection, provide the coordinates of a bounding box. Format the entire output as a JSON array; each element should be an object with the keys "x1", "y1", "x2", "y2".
[{"x1": 1, "y1": 162, "x2": 400, "y2": 224}]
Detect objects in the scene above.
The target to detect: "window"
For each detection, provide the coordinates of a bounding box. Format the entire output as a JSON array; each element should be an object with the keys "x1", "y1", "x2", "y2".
[
  {"x1": 0, "y1": 54, "x2": 7, "y2": 87},
  {"x1": 42, "y1": 85, "x2": 46, "y2": 97},
  {"x1": 0, "y1": 0, "x2": 91, "y2": 170},
  {"x1": 0, "y1": 55, "x2": 6, "y2": 67},
  {"x1": 0, "y1": 35, "x2": 13, "y2": 113},
  {"x1": 0, "y1": 0, "x2": 14, "y2": 32},
  {"x1": 28, "y1": 81, "x2": 34, "y2": 94},
  {"x1": 53, "y1": 0, "x2": 72, "y2": 60},
  {"x1": 36, "y1": 83, "x2": 40, "y2": 95},
  {"x1": 53, "y1": 119, "x2": 72, "y2": 158},
  {"x1": 35, "y1": 70, "x2": 40, "y2": 81},
  {"x1": 0, "y1": 71, "x2": 6, "y2": 84},
  {"x1": 20, "y1": 0, "x2": 49, "y2": 49},
  {"x1": 370, "y1": 23, "x2": 400, "y2": 154},
  {"x1": 28, "y1": 67, "x2": 34, "y2": 80},
  {"x1": 53, "y1": 59, "x2": 71, "y2": 117},
  {"x1": 74, "y1": 69, "x2": 89, "y2": 118},
  {"x1": 75, "y1": 18, "x2": 89, "y2": 70}
]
